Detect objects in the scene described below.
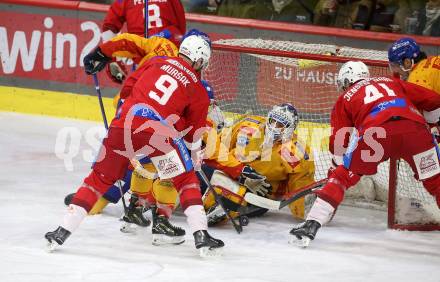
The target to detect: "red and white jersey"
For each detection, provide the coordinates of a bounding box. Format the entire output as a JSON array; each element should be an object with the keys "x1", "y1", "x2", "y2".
[
  {"x1": 330, "y1": 77, "x2": 440, "y2": 153},
  {"x1": 102, "y1": 0, "x2": 186, "y2": 45},
  {"x1": 111, "y1": 56, "x2": 209, "y2": 145}
]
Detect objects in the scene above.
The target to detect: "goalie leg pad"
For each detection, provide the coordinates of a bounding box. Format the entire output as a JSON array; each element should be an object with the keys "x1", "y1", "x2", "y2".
[
  {"x1": 288, "y1": 197, "x2": 305, "y2": 220},
  {"x1": 88, "y1": 197, "x2": 110, "y2": 215}
]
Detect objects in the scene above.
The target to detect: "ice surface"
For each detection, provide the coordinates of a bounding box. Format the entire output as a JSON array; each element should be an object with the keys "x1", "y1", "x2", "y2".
[{"x1": 0, "y1": 112, "x2": 439, "y2": 282}]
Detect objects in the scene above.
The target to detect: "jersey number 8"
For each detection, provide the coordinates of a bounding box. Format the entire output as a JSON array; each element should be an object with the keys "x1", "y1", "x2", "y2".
[
  {"x1": 149, "y1": 74, "x2": 178, "y2": 105},
  {"x1": 143, "y1": 4, "x2": 163, "y2": 29}
]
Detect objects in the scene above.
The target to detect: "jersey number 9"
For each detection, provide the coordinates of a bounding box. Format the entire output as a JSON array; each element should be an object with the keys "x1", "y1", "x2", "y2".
[{"x1": 149, "y1": 74, "x2": 178, "y2": 105}]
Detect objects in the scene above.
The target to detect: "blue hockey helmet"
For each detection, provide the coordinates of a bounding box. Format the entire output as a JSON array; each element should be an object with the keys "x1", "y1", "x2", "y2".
[{"x1": 388, "y1": 37, "x2": 420, "y2": 65}]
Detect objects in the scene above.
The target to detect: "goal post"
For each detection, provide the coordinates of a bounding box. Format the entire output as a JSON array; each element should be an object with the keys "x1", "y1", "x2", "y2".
[{"x1": 206, "y1": 38, "x2": 440, "y2": 231}]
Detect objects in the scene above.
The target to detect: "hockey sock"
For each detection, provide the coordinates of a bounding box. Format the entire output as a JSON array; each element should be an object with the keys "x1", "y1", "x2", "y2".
[
  {"x1": 306, "y1": 198, "x2": 335, "y2": 226},
  {"x1": 61, "y1": 204, "x2": 88, "y2": 233},
  {"x1": 184, "y1": 205, "x2": 208, "y2": 234}
]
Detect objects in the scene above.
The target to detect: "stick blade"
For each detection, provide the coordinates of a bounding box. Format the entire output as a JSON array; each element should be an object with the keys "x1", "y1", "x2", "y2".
[{"x1": 244, "y1": 193, "x2": 280, "y2": 210}]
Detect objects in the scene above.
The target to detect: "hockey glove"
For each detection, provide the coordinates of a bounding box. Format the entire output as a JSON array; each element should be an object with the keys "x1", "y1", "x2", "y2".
[
  {"x1": 327, "y1": 155, "x2": 342, "y2": 177},
  {"x1": 106, "y1": 60, "x2": 128, "y2": 84},
  {"x1": 83, "y1": 47, "x2": 110, "y2": 75},
  {"x1": 238, "y1": 165, "x2": 271, "y2": 197}
]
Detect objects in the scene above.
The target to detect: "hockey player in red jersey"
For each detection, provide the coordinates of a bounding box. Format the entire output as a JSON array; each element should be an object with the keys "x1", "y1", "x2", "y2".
[
  {"x1": 102, "y1": 0, "x2": 186, "y2": 45},
  {"x1": 102, "y1": 0, "x2": 186, "y2": 84},
  {"x1": 45, "y1": 32, "x2": 224, "y2": 257},
  {"x1": 290, "y1": 61, "x2": 440, "y2": 247}
]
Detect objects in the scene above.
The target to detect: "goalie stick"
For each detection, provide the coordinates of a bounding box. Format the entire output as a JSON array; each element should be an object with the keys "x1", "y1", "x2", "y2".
[{"x1": 244, "y1": 178, "x2": 328, "y2": 210}]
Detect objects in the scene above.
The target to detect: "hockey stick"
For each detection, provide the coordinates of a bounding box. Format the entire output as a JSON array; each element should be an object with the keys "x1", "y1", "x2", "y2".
[
  {"x1": 92, "y1": 74, "x2": 109, "y2": 129},
  {"x1": 92, "y1": 74, "x2": 128, "y2": 213},
  {"x1": 197, "y1": 170, "x2": 243, "y2": 234},
  {"x1": 244, "y1": 178, "x2": 328, "y2": 210},
  {"x1": 144, "y1": 0, "x2": 149, "y2": 38}
]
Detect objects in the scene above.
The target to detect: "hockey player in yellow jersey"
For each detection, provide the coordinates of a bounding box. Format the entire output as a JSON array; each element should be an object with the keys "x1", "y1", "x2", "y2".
[
  {"x1": 203, "y1": 103, "x2": 315, "y2": 224},
  {"x1": 388, "y1": 37, "x2": 440, "y2": 129},
  {"x1": 388, "y1": 37, "x2": 440, "y2": 94},
  {"x1": 99, "y1": 32, "x2": 179, "y2": 106}
]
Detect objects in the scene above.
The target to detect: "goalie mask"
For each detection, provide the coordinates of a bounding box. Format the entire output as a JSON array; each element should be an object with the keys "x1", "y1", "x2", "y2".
[
  {"x1": 337, "y1": 61, "x2": 370, "y2": 92},
  {"x1": 265, "y1": 103, "x2": 298, "y2": 142}
]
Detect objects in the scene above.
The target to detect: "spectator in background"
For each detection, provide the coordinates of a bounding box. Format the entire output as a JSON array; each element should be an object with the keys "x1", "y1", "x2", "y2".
[
  {"x1": 323, "y1": 0, "x2": 374, "y2": 30},
  {"x1": 260, "y1": 0, "x2": 318, "y2": 24},
  {"x1": 367, "y1": 0, "x2": 425, "y2": 33},
  {"x1": 216, "y1": 0, "x2": 265, "y2": 19},
  {"x1": 389, "y1": 0, "x2": 425, "y2": 34},
  {"x1": 314, "y1": 0, "x2": 338, "y2": 26},
  {"x1": 217, "y1": 0, "x2": 318, "y2": 24},
  {"x1": 416, "y1": 0, "x2": 440, "y2": 36},
  {"x1": 182, "y1": 0, "x2": 219, "y2": 14}
]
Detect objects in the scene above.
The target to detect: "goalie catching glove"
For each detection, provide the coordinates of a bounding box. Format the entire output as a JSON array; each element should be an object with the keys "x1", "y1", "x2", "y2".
[
  {"x1": 238, "y1": 165, "x2": 271, "y2": 197},
  {"x1": 83, "y1": 47, "x2": 111, "y2": 75}
]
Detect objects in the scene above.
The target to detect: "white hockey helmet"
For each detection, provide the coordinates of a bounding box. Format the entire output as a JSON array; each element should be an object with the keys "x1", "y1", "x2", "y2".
[
  {"x1": 179, "y1": 34, "x2": 212, "y2": 71},
  {"x1": 337, "y1": 61, "x2": 370, "y2": 91},
  {"x1": 265, "y1": 103, "x2": 299, "y2": 142}
]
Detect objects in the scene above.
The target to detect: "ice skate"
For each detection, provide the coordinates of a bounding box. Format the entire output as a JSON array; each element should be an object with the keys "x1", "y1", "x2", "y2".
[
  {"x1": 151, "y1": 207, "x2": 185, "y2": 246},
  {"x1": 194, "y1": 230, "x2": 224, "y2": 257},
  {"x1": 289, "y1": 220, "x2": 321, "y2": 248},
  {"x1": 45, "y1": 226, "x2": 71, "y2": 252},
  {"x1": 120, "y1": 194, "x2": 151, "y2": 233},
  {"x1": 120, "y1": 206, "x2": 151, "y2": 233}
]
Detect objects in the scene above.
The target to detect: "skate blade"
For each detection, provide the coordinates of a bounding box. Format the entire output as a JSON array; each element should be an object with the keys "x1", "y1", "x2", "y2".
[
  {"x1": 120, "y1": 222, "x2": 137, "y2": 234},
  {"x1": 199, "y1": 246, "x2": 223, "y2": 258},
  {"x1": 288, "y1": 235, "x2": 311, "y2": 248},
  {"x1": 152, "y1": 234, "x2": 185, "y2": 246},
  {"x1": 46, "y1": 241, "x2": 58, "y2": 253}
]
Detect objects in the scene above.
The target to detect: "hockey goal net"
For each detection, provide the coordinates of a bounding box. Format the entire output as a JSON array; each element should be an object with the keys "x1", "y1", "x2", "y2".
[{"x1": 204, "y1": 38, "x2": 440, "y2": 231}]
